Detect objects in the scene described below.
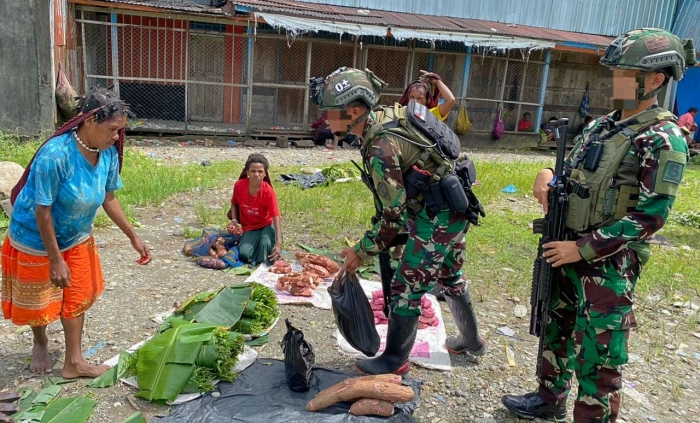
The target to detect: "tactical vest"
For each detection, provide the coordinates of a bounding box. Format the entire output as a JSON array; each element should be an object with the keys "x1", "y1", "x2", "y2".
[
  {"x1": 565, "y1": 108, "x2": 677, "y2": 233},
  {"x1": 363, "y1": 101, "x2": 460, "y2": 181}
]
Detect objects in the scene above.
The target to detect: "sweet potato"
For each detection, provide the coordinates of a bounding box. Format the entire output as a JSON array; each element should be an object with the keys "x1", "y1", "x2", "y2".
[
  {"x1": 288, "y1": 285, "x2": 314, "y2": 297},
  {"x1": 276, "y1": 279, "x2": 287, "y2": 290},
  {"x1": 302, "y1": 262, "x2": 331, "y2": 278},
  {"x1": 310, "y1": 374, "x2": 401, "y2": 401},
  {"x1": 274, "y1": 260, "x2": 288, "y2": 267},
  {"x1": 307, "y1": 376, "x2": 412, "y2": 412},
  {"x1": 295, "y1": 252, "x2": 340, "y2": 273},
  {"x1": 349, "y1": 399, "x2": 394, "y2": 417},
  {"x1": 269, "y1": 266, "x2": 292, "y2": 274}
]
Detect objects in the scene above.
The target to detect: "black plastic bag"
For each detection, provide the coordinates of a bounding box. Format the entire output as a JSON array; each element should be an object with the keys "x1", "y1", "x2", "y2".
[
  {"x1": 328, "y1": 272, "x2": 380, "y2": 357},
  {"x1": 280, "y1": 318, "x2": 315, "y2": 392}
]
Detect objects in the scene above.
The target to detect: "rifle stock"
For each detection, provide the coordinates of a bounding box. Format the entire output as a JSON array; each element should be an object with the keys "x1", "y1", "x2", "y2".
[{"x1": 529, "y1": 118, "x2": 570, "y2": 377}]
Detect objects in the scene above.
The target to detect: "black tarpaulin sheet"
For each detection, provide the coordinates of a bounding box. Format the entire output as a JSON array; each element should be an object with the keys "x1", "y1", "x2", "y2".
[{"x1": 152, "y1": 359, "x2": 422, "y2": 423}]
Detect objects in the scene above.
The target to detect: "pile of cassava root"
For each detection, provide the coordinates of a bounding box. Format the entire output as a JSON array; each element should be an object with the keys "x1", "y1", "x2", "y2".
[
  {"x1": 271, "y1": 252, "x2": 340, "y2": 297},
  {"x1": 306, "y1": 374, "x2": 414, "y2": 417}
]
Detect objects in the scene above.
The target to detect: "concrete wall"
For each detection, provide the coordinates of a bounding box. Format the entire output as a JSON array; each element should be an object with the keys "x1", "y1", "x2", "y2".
[{"x1": 0, "y1": 0, "x2": 54, "y2": 134}]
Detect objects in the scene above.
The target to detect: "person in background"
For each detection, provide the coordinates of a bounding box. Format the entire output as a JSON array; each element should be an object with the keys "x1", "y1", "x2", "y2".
[
  {"x1": 2, "y1": 87, "x2": 151, "y2": 378},
  {"x1": 575, "y1": 115, "x2": 594, "y2": 137},
  {"x1": 518, "y1": 112, "x2": 533, "y2": 132},
  {"x1": 398, "y1": 70, "x2": 456, "y2": 122},
  {"x1": 311, "y1": 111, "x2": 339, "y2": 149},
  {"x1": 678, "y1": 106, "x2": 698, "y2": 130},
  {"x1": 227, "y1": 153, "x2": 284, "y2": 267},
  {"x1": 539, "y1": 116, "x2": 559, "y2": 145},
  {"x1": 678, "y1": 107, "x2": 698, "y2": 146}
]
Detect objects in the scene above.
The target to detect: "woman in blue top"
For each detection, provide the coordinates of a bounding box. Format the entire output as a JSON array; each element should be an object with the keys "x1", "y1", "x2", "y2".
[{"x1": 2, "y1": 87, "x2": 151, "y2": 379}]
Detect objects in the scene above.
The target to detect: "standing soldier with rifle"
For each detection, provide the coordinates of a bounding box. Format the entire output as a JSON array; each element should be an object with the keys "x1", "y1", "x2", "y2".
[
  {"x1": 309, "y1": 67, "x2": 487, "y2": 375},
  {"x1": 502, "y1": 28, "x2": 696, "y2": 422}
]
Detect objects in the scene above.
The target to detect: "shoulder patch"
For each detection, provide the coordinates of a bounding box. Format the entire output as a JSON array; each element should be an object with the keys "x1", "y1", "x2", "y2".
[{"x1": 655, "y1": 150, "x2": 687, "y2": 196}]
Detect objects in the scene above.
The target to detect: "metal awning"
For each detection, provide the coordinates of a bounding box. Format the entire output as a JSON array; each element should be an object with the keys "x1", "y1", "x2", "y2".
[{"x1": 255, "y1": 12, "x2": 556, "y2": 50}]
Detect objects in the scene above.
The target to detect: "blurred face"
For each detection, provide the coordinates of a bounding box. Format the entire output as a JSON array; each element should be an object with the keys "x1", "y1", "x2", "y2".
[
  {"x1": 83, "y1": 115, "x2": 126, "y2": 150},
  {"x1": 610, "y1": 69, "x2": 665, "y2": 110},
  {"x1": 409, "y1": 87, "x2": 428, "y2": 106},
  {"x1": 326, "y1": 105, "x2": 366, "y2": 134},
  {"x1": 246, "y1": 163, "x2": 266, "y2": 182}
]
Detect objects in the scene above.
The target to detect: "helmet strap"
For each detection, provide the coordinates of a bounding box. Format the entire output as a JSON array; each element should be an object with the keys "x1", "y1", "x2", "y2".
[
  {"x1": 637, "y1": 71, "x2": 670, "y2": 101},
  {"x1": 339, "y1": 108, "x2": 371, "y2": 147}
]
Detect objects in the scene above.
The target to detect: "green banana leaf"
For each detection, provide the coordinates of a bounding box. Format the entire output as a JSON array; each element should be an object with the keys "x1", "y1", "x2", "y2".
[
  {"x1": 122, "y1": 412, "x2": 148, "y2": 423},
  {"x1": 13, "y1": 408, "x2": 45, "y2": 423},
  {"x1": 88, "y1": 350, "x2": 134, "y2": 388},
  {"x1": 40, "y1": 396, "x2": 97, "y2": 423},
  {"x1": 134, "y1": 321, "x2": 211, "y2": 403},
  {"x1": 17, "y1": 389, "x2": 37, "y2": 411},
  {"x1": 176, "y1": 288, "x2": 224, "y2": 315},
  {"x1": 223, "y1": 266, "x2": 253, "y2": 276},
  {"x1": 134, "y1": 321, "x2": 243, "y2": 403},
  {"x1": 44, "y1": 377, "x2": 74, "y2": 387},
  {"x1": 32, "y1": 385, "x2": 61, "y2": 406},
  {"x1": 191, "y1": 284, "x2": 253, "y2": 327},
  {"x1": 245, "y1": 334, "x2": 269, "y2": 346}
]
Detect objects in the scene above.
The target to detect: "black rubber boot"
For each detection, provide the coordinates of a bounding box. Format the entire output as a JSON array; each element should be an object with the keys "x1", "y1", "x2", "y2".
[
  {"x1": 501, "y1": 392, "x2": 567, "y2": 422},
  {"x1": 444, "y1": 289, "x2": 487, "y2": 358},
  {"x1": 355, "y1": 310, "x2": 419, "y2": 375}
]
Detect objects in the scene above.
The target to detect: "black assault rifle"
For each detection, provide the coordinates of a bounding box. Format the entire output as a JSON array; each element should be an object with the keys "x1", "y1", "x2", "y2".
[
  {"x1": 351, "y1": 160, "x2": 409, "y2": 318},
  {"x1": 529, "y1": 117, "x2": 570, "y2": 377}
]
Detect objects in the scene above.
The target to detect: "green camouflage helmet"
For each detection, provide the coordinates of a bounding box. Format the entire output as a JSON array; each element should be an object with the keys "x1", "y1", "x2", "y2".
[
  {"x1": 309, "y1": 67, "x2": 387, "y2": 110},
  {"x1": 600, "y1": 28, "x2": 697, "y2": 82}
]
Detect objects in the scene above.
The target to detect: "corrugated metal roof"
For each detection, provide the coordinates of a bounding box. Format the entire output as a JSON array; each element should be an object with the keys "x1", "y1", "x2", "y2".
[
  {"x1": 294, "y1": 0, "x2": 678, "y2": 37},
  {"x1": 672, "y1": 0, "x2": 700, "y2": 52},
  {"x1": 97, "y1": 0, "x2": 223, "y2": 14},
  {"x1": 230, "y1": 0, "x2": 614, "y2": 46},
  {"x1": 88, "y1": 0, "x2": 615, "y2": 46}
]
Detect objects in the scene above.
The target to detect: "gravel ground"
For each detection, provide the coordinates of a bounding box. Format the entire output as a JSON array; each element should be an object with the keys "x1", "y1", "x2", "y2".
[{"x1": 1, "y1": 143, "x2": 699, "y2": 423}]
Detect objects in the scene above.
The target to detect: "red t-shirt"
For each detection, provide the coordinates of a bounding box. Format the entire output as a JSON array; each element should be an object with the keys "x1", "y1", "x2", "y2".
[{"x1": 231, "y1": 178, "x2": 280, "y2": 232}]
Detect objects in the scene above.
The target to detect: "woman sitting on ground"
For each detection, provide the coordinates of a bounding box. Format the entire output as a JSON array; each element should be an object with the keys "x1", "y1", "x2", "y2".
[
  {"x1": 226, "y1": 153, "x2": 283, "y2": 266},
  {"x1": 398, "y1": 70, "x2": 456, "y2": 121},
  {"x1": 2, "y1": 87, "x2": 151, "y2": 378}
]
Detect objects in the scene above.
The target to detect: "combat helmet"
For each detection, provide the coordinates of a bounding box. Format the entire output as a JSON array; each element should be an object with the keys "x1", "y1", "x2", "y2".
[
  {"x1": 600, "y1": 28, "x2": 697, "y2": 101},
  {"x1": 309, "y1": 67, "x2": 387, "y2": 111}
]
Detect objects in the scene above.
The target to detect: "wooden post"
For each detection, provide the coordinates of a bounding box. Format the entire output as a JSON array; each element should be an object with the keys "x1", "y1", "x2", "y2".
[{"x1": 276, "y1": 136, "x2": 288, "y2": 148}]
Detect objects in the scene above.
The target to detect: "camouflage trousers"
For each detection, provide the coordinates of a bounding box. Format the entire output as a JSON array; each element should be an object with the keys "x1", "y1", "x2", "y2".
[
  {"x1": 390, "y1": 207, "x2": 468, "y2": 317},
  {"x1": 539, "y1": 247, "x2": 640, "y2": 423}
]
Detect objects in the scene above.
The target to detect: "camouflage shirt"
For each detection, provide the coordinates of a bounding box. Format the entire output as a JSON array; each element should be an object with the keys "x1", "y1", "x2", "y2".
[
  {"x1": 568, "y1": 106, "x2": 688, "y2": 263},
  {"x1": 353, "y1": 110, "x2": 440, "y2": 260}
]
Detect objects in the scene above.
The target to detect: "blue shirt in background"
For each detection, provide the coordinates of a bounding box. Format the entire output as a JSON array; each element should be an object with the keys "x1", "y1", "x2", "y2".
[{"x1": 9, "y1": 132, "x2": 122, "y2": 253}]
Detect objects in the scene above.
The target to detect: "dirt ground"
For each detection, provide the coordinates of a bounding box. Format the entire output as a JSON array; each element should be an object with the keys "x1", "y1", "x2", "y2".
[{"x1": 1, "y1": 145, "x2": 699, "y2": 423}]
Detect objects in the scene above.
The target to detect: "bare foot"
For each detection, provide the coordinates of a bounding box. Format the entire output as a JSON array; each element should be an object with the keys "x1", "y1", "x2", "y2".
[
  {"x1": 61, "y1": 359, "x2": 110, "y2": 379},
  {"x1": 29, "y1": 339, "x2": 53, "y2": 374}
]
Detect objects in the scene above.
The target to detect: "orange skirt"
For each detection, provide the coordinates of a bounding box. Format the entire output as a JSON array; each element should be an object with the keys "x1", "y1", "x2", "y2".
[{"x1": 1, "y1": 236, "x2": 104, "y2": 326}]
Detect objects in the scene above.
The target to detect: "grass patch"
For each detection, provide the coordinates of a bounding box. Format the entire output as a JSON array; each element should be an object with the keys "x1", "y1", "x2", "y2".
[{"x1": 2, "y1": 133, "x2": 698, "y2": 298}]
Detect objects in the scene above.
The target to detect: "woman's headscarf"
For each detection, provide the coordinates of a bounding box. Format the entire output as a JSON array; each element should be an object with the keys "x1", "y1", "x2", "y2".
[{"x1": 10, "y1": 87, "x2": 131, "y2": 205}]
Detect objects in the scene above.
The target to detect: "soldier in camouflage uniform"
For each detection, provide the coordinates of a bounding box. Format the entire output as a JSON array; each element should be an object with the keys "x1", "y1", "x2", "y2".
[
  {"x1": 502, "y1": 28, "x2": 697, "y2": 422},
  {"x1": 309, "y1": 67, "x2": 487, "y2": 375}
]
